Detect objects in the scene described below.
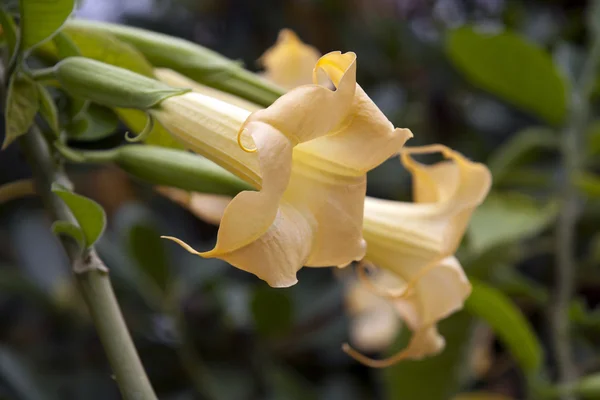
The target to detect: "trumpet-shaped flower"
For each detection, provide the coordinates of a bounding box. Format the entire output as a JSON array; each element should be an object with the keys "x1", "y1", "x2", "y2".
[
  {"x1": 259, "y1": 29, "x2": 321, "y2": 90},
  {"x1": 343, "y1": 144, "x2": 492, "y2": 367},
  {"x1": 150, "y1": 51, "x2": 412, "y2": 288}
]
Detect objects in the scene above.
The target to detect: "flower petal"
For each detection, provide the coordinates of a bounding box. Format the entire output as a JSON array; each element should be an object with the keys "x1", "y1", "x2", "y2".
[
  {"x1": 286, "y1": 159, "x2": 367, "y2": 267},
  {"x1": 244, "y1": 51, "x2": 357, "y2": 144},
  {"x1": 154, "y1": 68, "x2": 262, "y2": 112},
  {"x1": 363, "y1": 145, "x2": 491, "y2": 276},
  {"x1": 259, "y1": 29, "x2": 321, "y2": 90},
  {"x1": 156, "y1": 186, "x2": 231, "y2": 226}
]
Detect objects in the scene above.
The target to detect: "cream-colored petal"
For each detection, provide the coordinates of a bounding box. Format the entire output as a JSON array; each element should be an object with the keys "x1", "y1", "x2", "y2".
[
  {"x1": 259, "y1": 29, "x2": 321, "y2": 90},
  {"x1": 294, "y1": 86, "x2": 413, "y2": 177},
  {"x1": 285, "y1": 159, "x2": 367, "y2": 267},
  {"x1": 151, "y1": 92, "x2": 261, "y2": 188},
  {"x1": 156, "y1": 186, "x2": 231, "y2": 226},
  {"x1": 245, "y1": 51, "x2": 357, "y2": 144},
  {"x1": 363, "y1": 145, "x2": 492, "y2": 277},
  {"x1": 154, "y1": 68, "x2": 262, "y2": 112}
]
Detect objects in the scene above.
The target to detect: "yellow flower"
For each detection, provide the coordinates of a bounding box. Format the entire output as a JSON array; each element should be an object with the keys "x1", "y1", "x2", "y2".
[
  {"x1": 259, "y1": 29, "x2": 321, "y2": 90},
  {"x1": 343, "y1": 144, "x2": 492, "y2": 367},
  {"x1": 150, "y1": 51, "x2": 412, "y2": 288}
]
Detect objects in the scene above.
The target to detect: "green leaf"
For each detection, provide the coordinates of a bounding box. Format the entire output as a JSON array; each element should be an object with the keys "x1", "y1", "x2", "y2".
[
  {"x1": 468, "y1": 192, "x2": 559, "y2": 254},
  {"x1": 586, "y1": 120, "x2": 600, "y2": 159},
  {"x1": 35, "y1": 83, "x2": 59, "y2": 135},
  {"x1": 128, "y1": 223, "x2": 170, "y2": 291},
  {"x1": 251, "y1": 287, "x2": 293, "y2": 338},
  {"x1": 0, "y1": 6, "x2": 18, "y2": 58},
  {"x1": 465, "y1": 280, "x2": 542, "y2": 374},
  {"x1": 66, "y1": 104, "x2": 119, "y2": 141},
  {"x1": 52, "y1": 30, "x2": 80, "y2": 58},
  {"x1": 51, "y1": 220, "x2": 85, "y2": 250},
  {"x1": 19, "y1": 0, "x2": 75, "y2": 51},
  {"x1": 384, "y1": 311, "x2": 472, "y2": 400},
  {"x1": 487, "y1": 127, "x2": 558, "y2": 182},
  {"x1": 38, "y1": 25, "x2": 153, "y2": 76},
  {"x1": 575, "y1": 172, "x2": 600, "y2": 199},
  {"x1": 51, "y1": 184, "x2": 106, "y2": 248},
  {"x1": 2, "y1": 73, "x2": 39, "y2": 149},
  {"x1": 447, "y1": 26, "x2": 568, "y2": 125}
]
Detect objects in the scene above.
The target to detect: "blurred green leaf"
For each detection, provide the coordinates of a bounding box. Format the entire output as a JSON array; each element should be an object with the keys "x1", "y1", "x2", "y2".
[
  {"x1": 447, "y1": 26, "x2": 568, "y2": 125},
  {"x1": 19, "y1": 0, "x2": 75, "y2": 52},
  {"x1": 51, "y1": 220, "x2": 85, "y2": 250},
  {"x1": 36, "y1": 83, "x2": 59, "y2": 134},
  {"x1": 575, "y1": 172, "x2": 600, "y2": 199},
  {"x1": 465, "y1": 280, "x2": 542, "y2": 374},
  {"x1": 66, "y1": 104, "x2": 119, "y2": 141},
  {"x1": 587, "y1": 120, "x2": 600, "y2": 159},
  {"x1": 38, "y1": 25, "x2": 153, "y2": 76},
  {"x1": 487, "y1": 127, "x2": 557, "y2": 182},
  {"x1": 2, "y1": 73, "x2": 38, "y2": 149},
  {"x1": 266, "y1": 365, "x2": 318, "y2": 400},
  {"x1": 128, "y1": 223, "x2": 170, "y2": 292},
  {"x1": 468, "y1": 192, "x2": 559, "y2": 254},
  {"x1": 51, "y1": 184, "x2": 106, "y2": 248},
  {"x1": 0, "y1": 7, "x2": 17, "y2": 58},
  {"x1": 384, "y1": 311, "x2": 472, "y2": 400},
  {"x1": 52, "y1": 30, "x2": 80, "y2": 58},
  {"x1": 453, "y1": 393, "x2": 512, "y2": 400},
  {"x1": 251, "y1": 286, "x2": 293, "y2": 338}
]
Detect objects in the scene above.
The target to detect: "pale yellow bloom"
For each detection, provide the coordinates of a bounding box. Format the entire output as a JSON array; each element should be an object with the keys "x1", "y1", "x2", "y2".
[
  {"x1": 154, "y1": 68, "x2": 262, "y2": 112},
  {"x1": 343, "y1": 145, "x2": 492, "y2": 367},
  {"x1": 259, "y1": 29, "x2": 321, "y2": 90},
  {"x1": 151, "y1": 51, "x2": 412, "y2": 288}
]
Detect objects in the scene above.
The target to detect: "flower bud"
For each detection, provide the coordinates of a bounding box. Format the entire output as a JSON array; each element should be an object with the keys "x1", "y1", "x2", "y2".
[{"x1": 53, "y1": 57, "x2": 188, "y2": 109}]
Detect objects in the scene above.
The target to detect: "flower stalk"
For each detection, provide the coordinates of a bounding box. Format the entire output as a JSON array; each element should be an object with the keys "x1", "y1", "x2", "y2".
[{"x1": 19, "y1": 127, "x2": 158, "y2": 400}]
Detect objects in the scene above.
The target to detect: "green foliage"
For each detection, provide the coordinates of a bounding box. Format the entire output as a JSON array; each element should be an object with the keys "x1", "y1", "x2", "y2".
[
  {"x1": 0, "y1": 7, "x2": 18, "y2": 58},
  {"x1": 18, "y1": 0, "x2": 75, "y2": 52},
  {"x1": 66, "y1": 104, "x2": 119, "y2": 141},
  {"x1": 116, "y1": 108, "x2": 185, "y2": 149},
  {"x1": 447, "y1": 26, "x2": 568, "y2": 125},
  {"x1": 383, "y1": 311, "x2": 472, "y2": 400},
  {"x1": 35, "y1": 83, "x2": 59, "y2": 135},
  {"x1": 127, "y1": 223, "x2": 170, "y2": 292},
  {"x1": 487, "y1": 127, "x2": 557, "y2": 182},
  {"x1": 39, "y1": 25, "x2": 154, "y2": 76},
  {"x1": 575, "y1": 172, "x2": 600, "y2": 199},
  {"x1": 51, "y1": 184, "x2": 107, "y2": 249},
  {"x1": 468, "y1": 192, "x2": 558, "y2": 254},
  {"x1": 65, "y1": 19, "x2": 284, "y2": 106},
  {"x1": 52, "y1": 31, "x2": 80, "y2": 58},
  {"x1": 465, "y1": 280, "x2": 542, "y2": 374},
  {"x1": 51, "y1": 220, "x2": 86, "y2": 250},
  {"x1": 2, "y1": 73, "x2": 38, "y2": 149},
  {"x1": 251, "y1": 287, "x2": 293, "y2": 338},
  {"x1": 54, "y1": 57, "x2": 188, "y2": 110}
]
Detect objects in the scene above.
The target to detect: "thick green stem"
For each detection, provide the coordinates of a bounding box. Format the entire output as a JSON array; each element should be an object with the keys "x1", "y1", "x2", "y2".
[
  {"x1": 551, "y1": 29, "x2": 600, "y2": 400},
  {"x1": 20, "y1": 128, "x2": 158, "y2": 400}
]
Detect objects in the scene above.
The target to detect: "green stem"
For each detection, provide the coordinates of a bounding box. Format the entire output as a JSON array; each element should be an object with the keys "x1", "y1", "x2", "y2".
[
  {"x1": 551, "y1": 27, "x2": 600, "y2": 400},
  {"x1": 19, "y1": 127, "x2": 158, "y2": 400}
]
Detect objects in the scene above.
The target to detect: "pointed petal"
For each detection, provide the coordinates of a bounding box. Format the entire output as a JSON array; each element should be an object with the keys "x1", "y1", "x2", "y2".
[{"x1": 259, "y1": 29, "x2": 321, "y2": 90}]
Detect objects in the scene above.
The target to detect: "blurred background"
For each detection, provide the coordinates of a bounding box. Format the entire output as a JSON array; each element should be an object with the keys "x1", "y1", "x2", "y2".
[{"x1": 1, "y1": 0, "x2": 600, "y2": 399}]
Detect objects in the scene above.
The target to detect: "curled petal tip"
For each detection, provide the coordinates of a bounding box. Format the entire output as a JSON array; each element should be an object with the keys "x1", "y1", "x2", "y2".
[
  {"x1": 160, "y1": 236, "x2": 203, "y2": 256},
  {"x1": 237, "y1": 127, "x2": 257, "y2": 153},
  {"x1": 342, "y1": 343, "x2": 408, "y2": 369}
]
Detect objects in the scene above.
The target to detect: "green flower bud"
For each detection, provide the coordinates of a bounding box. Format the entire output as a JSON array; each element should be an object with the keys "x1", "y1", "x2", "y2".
[
  {"x1": 65, "y1": 20, "x2": 285, "y2": 107},
  {"x1": 53, "y1": 57, "x2": 188, "y2": 109},
  {"x1": 57, "y1": 144, "x2": 253, "y2": 196}
]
